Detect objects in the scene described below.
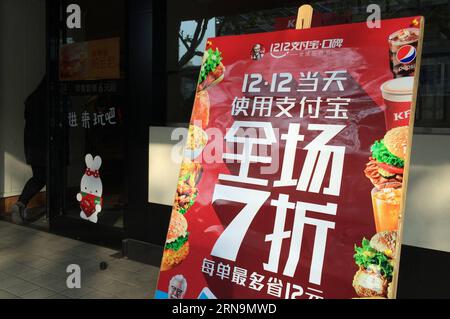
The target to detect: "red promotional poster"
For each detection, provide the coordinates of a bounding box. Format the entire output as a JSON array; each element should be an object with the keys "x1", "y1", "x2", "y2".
[{"x1": 155, "y1": 16, "x2": 424, "y2": 299}]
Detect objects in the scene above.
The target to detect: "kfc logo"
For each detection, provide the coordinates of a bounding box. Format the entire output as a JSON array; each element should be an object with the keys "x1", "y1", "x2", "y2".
[
  {"x1": 394, "y1": 110, "x2": 411, "y2": 121},
  {"x1": 168, "y1": 275, "x2": 188, "y2": 299},
  {"x1": 251, "y1": 44, "x2": 265, "y2": 60}
]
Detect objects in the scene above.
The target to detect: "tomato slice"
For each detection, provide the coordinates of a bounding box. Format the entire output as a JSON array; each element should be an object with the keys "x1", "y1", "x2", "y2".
[{"x1": 377, "y1": 162, "x2": 404, "y2": 175}]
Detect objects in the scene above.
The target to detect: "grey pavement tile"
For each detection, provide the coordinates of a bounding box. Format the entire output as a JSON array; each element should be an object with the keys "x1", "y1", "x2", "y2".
[
  {"x1": 60, "y1": 287, "x2": 94, "y2": 299},
  {"x1": 0, "y1": 230, "x2": 17, "y2": 238},
  {"x1": 76, "y1": 260, "x2": 159, "y2": 290},
  {"x1": 45, "y1": 293, "x2": 71, "y2": 299},
  {"x1": 136, "y1": 265, "x2": 160, "y2": 281},
  {"x1": 0, "y1": 276, "x2": 27, "y2": 290},
  {"x1": 85, "y1": 244, "x2": 119, "y2": 256},
  {"x1": 45, "y1": 252, "x2": 89, "y2": 263},
  {"x1": 24, "y1": 258, "x2": 56, "y2": 269},
  {"x1": 0, "y1": 230, "x2": 27, "y2": 239},
  {"x1": 65, "y1": 244, "x2": 119, "y2": 260},
  {"x1": 115, "y1": 272, "x2": 152, "y2": 289},
  {"x1": 30, "y1": 261, "x2": 69, "y2": 278},
  {"x1": 40, "y1": 241, "x2": 82, "y2": 253},
  {"x1": 41, "y1": 260, "x2": 102, "y2": 283},
  {"x1": 12, "y1": 253, "x2": 42, "y2": 264},
  {"x1": 82, "y1": 272, "x2": 117, "y2": 289},
  {"x1": 57, "y1": 238, "x2": 85, "y2": 248},
  {"x1": 95, "y1": 280, "x2": 149, "y2": 299},
  {"x1": 0, "y1": 225, "x2": 26, "y2": 234},
  {"x1": 96, "y1": 267, "x2": 132, "y2": 280},
  {"x1": 14, "y1": 233, "x2": 43, "y2": 243},
  {"x1": 74, "y1": 252, "x2": 118, "y2": 263},
  {"x1": 4, "y1": 281, "x2": 40, "y2": 297},
  {"x1": 0, "y1": 221, "x2": 10, "y2": 228},
  {"x1": 27, "y1": 245, "x2": 63, "y2": 254},
  {"x1": 15, "y1": 268, "x2": 50, "y2": 281},
  {"x1": 101, "y1": 267, "x2": 156, "y2": 289},
  {"x1": 37, "y1": 277, "x2": 69, "y2": 293},
  {"x1": 107, "y1": 258, "x2": 147, "y2": 273},
  {"x1": 0, "y1": 271, "x2": 9, "y2": 281},
  {"x1": 0, "y1": 236, "x2": 27, "y2": 246},
  {"x1": 27, "y1": 272, "x2": 59, "y2": 284},
  {"x1": 21, "y1": 287, "x2": 58, "y2": 299},
  {"x1": 0, "y1": 221, "x2": 159, "y2": 300},
  {"x1": 28, "y1": 274, "x2": 68, "y2": 292},
  {"x1": 10, "y1": 248, "x2": 57, "y2": 260},
  {"x1": 0, "y1": 228, "x2": 23, "y2": 235},
  {"x1": 78, "y1": 263, "x2": 101, "y2": 276},
  {"x1": 3, "y1": 232, "x2": 42, "y2": 244},
  {"x1": 11, "y1": 225, "x2": 37, "y2": 234},
  {"x1": 0, "y1": 242, "x2": 14, "y2": 250},
  {"x1": 0, "y1": 254, "x2": 18, "y2": 267},
  {"x1": 0, "y1": 289, "x2": 20, "y2": 299},
  {"x1": 34, "y1": 231, "x2": 58, "y2": 240},
  {"x1": 17, "y1": 234, "x2": 52, "y2": 243},
  {"x1": 80, "y1": 290, "x2": 117, "y2": 299},
  {"x1": 1, "y1": 262, "x2": 34, "y2": 276},
  {"x1": 77, "y1": 259, "x2": 102, "y2": 271},
  {"x1": 30, "y1": 246, "x2": 66, "y2": 258}
]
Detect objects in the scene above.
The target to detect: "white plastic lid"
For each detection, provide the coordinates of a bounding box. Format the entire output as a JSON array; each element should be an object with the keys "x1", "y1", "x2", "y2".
[{"x1": 381, "y1": 77, "x2": 414, "y2": 102}]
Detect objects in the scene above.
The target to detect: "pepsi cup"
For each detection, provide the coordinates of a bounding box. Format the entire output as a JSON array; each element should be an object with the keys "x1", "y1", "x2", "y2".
[
  {"x1": 381, "y1": 77, "x2": 414, "y2": 130},
  {"x1": 388, "y1": 28, "x2": 419, "y2": 78}
]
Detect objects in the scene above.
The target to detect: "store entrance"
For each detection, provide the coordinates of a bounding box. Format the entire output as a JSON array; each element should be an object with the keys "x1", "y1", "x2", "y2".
[
  {"x1": 43, "y1": 0, "x2": 170, "y2": 263},
  {"x1": 47, "y1": 0, "x2": 128, "y2": 248}
]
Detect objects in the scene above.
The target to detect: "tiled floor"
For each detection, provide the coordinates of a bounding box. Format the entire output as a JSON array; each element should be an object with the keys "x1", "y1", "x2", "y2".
[{"x1": 0, "y1": 221, "x2": 159, "y2": 299}]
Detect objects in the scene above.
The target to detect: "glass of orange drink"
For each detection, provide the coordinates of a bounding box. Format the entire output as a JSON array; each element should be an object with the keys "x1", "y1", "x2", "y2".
[{"x1": 371, "y1": 184, "x2": 403, "y2": 232}]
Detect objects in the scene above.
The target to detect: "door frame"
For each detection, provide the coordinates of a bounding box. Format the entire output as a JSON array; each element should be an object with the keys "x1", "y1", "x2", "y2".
[{"x1": 46, "y1": 0, "x2": 170, "y2": 255}]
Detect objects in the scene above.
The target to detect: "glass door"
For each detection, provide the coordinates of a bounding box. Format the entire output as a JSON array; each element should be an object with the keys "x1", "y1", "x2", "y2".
[{"x1": 48, "y1": 0, "x2": 127, "y2": 247}]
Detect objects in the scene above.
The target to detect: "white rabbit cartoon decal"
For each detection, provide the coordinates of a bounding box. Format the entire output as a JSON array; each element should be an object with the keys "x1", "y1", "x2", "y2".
[{"x1": 76, "y1": 154, "x2": 103, "y2": 223}]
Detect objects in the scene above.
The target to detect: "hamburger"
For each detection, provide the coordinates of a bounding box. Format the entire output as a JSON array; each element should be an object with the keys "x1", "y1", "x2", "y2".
[
  {"x1": 198, "y1": 48, "x2": 225, "y2": 91},
  {"x1": 353, "y1": 231, "x2": 397, "y2": 298},
  {"x1": 364, "y1": 126, "x2": 408, "y2": 189},
  {"x1": 161, "y1": 211, "x2": 190, "y2": 271},
  {"x1": 174, "y1": 160, "x2": 202, "y2": 214}
]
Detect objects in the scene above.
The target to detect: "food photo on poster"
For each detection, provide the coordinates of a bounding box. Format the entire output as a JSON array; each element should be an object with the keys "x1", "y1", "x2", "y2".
[{"x1": 154, "y1": 15, "x2": 424, "y2": 299}]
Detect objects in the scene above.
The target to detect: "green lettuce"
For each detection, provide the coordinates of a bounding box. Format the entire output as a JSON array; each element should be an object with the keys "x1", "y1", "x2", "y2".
[
  {"x1": 165, "y1": 233, "x2": 189, "y2": 251},
  {"x1": 371, "y1": 140, "x2": 404, "y2": 168},
  {"x1": 178, "y1": 193, "x2": 197, "y2": 215},
  {"x1": 199, "y1": 48, "x2": 222, "y2": 84},
  {"x1": 354, "y1": 238, "x2": 393, "y2": 279}
]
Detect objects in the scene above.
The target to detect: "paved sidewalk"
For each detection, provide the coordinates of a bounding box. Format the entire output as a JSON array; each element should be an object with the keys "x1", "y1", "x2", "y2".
[{"x1": 0, "y1": 221, "x2": 159, "y2": 299}]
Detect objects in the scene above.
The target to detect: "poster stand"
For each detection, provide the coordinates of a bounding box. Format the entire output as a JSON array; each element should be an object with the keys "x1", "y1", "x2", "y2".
[
  {"x1": 155, "y1": 10, "x2": 425, "y2": 299},
  {"x1": 296, "y1": 4, "x2": 313, "y2": 30}
]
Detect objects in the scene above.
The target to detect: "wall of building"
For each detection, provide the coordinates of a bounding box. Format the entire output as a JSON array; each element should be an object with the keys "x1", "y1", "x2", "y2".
[
  {"x1": 0, "y1": 0, "x2": 46, "y2": 198},
  {"x1": 403, "y1": 133, "x2": 450, "y2": 252},
  {"x1": 148, "y1": 126, "x2": 184, "y2": 206}
]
